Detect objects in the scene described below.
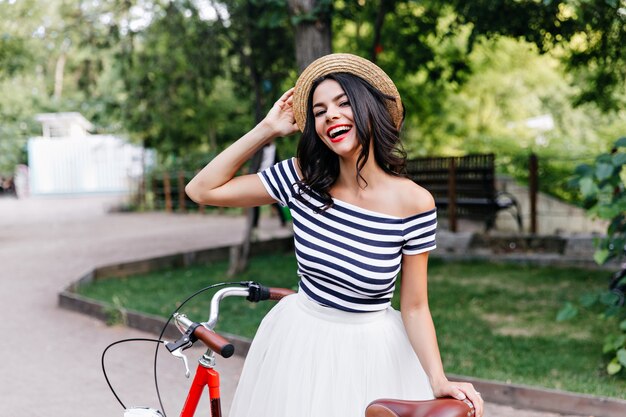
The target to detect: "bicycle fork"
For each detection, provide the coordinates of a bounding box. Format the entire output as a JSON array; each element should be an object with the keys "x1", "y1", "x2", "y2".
[{"x1": 180, "y1": 352, "x2": 222, "y2": 417}]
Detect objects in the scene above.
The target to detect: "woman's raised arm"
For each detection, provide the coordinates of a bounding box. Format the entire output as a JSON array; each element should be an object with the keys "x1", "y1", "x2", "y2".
[{"x1": 185, "y1": 88, "x2": 298, "y2": 207}]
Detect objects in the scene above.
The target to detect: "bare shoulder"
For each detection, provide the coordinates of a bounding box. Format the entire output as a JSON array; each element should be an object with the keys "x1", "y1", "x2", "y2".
[
  {"x1": 393, "y1": 176, "x2": 436, "y2": 216},
  {"x1": 293, "y1": 157, "x2": 303, "y2": 178}
]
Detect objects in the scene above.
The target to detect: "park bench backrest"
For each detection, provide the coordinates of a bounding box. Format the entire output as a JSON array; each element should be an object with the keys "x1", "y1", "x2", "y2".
[
  {"x1": 406, "y1": 153, "x2": 506, "y2": 231},
  {"x1": 406, "y1": 153, "x2": 496, "y2": 204}
]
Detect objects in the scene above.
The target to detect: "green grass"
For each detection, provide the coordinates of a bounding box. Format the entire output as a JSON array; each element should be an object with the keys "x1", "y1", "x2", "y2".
[
  {"x1": 78, "y1": 253, "x2": 626, "y2": 399},
  {"x1": 424, "y1": 260, "x2": 624, "y2": 398}
]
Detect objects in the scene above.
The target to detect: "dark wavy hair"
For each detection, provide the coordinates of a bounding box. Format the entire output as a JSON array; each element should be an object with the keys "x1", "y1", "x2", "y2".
[{"x1": 295, "y1": 72, "x2": 407, "y2": 211}]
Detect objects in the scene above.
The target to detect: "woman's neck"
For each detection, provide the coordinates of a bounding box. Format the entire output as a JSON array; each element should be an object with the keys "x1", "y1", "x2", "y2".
[{"x1": 335, "y1": 154, "x2": 385, "y2": 193}]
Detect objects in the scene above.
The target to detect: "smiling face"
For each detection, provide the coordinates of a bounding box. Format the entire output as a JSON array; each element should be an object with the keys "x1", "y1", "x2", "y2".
[{"x1": 311, "y1": 79, "x2": 360, "y2": 158}]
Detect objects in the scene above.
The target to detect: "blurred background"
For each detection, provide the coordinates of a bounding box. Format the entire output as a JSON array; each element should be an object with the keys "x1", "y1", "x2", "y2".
[{"x1": 0, "y1": 0, "x2": 625, "y2": 232}]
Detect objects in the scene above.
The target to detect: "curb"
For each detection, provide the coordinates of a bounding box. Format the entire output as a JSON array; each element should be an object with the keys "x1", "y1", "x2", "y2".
[
  {"x1": 58, "y1": 237, "x2": 626, "y2": 417},
  {"x1": 430, "y1": 252, "x2": 618, "y2": 271},
  {"x1": 59, "y1": 237, "x2": 294, "y2": 349},
  {"x1": 58, "y1": 287, "x2": 254, "y2": 357},
  {"x1": 447, "y1": 374, "x2": 626, "y2": 417}
]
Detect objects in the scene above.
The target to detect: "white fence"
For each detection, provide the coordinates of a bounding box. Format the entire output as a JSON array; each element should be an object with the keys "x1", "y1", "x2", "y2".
[{"x1": 27, "y1": 135, "x2": 151, "y2": 195}]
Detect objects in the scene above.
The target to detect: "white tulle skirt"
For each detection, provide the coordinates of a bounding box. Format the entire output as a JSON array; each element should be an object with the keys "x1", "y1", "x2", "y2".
[{"x1": 228, "y1": 291, "x2": 434, "y2": 417}]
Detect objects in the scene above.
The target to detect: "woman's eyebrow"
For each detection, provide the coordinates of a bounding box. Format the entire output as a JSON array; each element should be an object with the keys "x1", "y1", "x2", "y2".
[{"x1": 313, "y1": 93, "x2": 347, "y2": 108}]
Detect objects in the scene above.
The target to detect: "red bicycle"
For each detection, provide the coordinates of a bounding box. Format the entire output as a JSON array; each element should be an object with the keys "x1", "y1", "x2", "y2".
[{"x1": 103, "y1": 281, "x2": 474, "y2": 417}]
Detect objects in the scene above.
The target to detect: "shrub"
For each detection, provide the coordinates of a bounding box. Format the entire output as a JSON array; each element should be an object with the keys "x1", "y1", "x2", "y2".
[{"x1": 562, "y1": 136, "x2": 626, "y2": 375}]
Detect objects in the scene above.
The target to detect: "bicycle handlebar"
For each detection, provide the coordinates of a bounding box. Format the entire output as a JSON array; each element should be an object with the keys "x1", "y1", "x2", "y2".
[
  {"x1": 266, "y1": 287, "x2": 296, "y2": 301},
  {"x1": 170, "y1": 282, "x2": 295, "y2": 358},
  {"x1": 193, "y1": 324, "x2": 235, "y2": 358}
]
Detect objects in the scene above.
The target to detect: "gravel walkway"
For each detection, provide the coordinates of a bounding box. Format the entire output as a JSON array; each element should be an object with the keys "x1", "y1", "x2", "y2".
[{"x1": 0, "y1": 195, "x2": 581, "y2": 417}]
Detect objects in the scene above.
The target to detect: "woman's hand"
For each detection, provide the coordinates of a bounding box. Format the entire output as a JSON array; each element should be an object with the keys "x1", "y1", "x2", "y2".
[
  {"x1": 431, "y1": 378, "x2": 484, "y2": 417},
  {"x1": 260, "y1": 88, "x2": 299, "y2": 138}
]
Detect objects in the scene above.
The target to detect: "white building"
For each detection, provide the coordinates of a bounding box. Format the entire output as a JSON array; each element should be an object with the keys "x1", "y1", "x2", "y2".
[{"x1": 28, "y1": 113, "x2": 152, "y2": 195}]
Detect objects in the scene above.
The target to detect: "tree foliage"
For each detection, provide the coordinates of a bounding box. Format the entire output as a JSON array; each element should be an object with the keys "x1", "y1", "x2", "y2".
[
  {"x1": 0, "y1": 0, "x2": 39, "y2": 79},
  {"x1": 0, "y1": 0, "x2": 52, "y2": 174},
  {"x1": 119, "y1": 1, "x2": 225, "y2": 156},
  {"x1": 217, "y1": 0, "x2": 295, "y2": 122},
  {"x1": 109, "y1": 0, "x2": 296, "y2": 164},
  {"x1": 452, "y1": 0, "x2": 626, "y2": 110},
  {"x1": 1, "y1": 0, "x2": 625, "y2": 186}
]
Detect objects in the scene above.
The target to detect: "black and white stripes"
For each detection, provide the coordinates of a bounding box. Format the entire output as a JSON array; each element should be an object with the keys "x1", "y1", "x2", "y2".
[{"x1": 258, "y1": 158, "x2": 437, "y2": 313}]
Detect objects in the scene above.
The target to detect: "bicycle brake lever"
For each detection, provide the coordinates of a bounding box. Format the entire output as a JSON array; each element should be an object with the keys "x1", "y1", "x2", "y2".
[
  {"x1": 164, "y1": 315, "x2": 204, "y2": 378},
  {"x1": 165, "y1": 318, "x2": 201, "y2": 352},
  {"x1": 165, "y1": 334, "x2": 193, "y2": 352},
  {"x1": 169, "y1": 347, "x2": 191, "y2": 378}
]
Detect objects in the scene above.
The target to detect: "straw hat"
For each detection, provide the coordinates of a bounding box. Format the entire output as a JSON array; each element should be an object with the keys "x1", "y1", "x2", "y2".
[{"x1": 292, "y1": 53, "x2": 403, "y2": 132}]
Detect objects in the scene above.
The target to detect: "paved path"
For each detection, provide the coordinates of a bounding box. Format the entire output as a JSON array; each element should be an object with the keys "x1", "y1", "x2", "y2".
[{"x1": 0, "y1": 195, "x2": 579, "y2": 417}]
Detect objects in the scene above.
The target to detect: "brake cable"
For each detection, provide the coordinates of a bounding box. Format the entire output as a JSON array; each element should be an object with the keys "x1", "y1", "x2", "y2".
[{"x1": 102, "y1": 281, "x2": 254, "y2": 416}]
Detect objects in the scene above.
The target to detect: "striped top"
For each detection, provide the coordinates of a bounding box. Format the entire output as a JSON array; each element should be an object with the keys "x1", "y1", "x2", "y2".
[{"x1": 258, "y1": 158, "x2": 437, "y2": 313}]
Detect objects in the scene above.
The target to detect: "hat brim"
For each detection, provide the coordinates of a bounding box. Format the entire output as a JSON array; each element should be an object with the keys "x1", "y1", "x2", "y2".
[{"x1": 293, "y1": 53, "x2": 403, "y2": 132}]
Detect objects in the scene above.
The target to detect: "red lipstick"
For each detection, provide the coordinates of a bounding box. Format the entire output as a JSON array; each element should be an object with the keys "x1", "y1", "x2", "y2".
[{"x1": 326, "y1": 124, "x2": 352, "y2": 143}]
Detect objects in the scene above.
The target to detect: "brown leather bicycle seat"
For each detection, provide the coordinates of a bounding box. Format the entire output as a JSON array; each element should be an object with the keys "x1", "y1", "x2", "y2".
[{"x1": 365, "y1": 398, "x2": 474, "y2": 417}]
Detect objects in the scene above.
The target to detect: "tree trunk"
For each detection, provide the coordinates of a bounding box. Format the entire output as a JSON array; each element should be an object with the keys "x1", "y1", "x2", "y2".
[
  {"x1": 228, "y1": 1, "x2": 272, "y2": 277},
  {"x1": 371, "y1": 0, "x2": 395, "y2": 63},
  {"x1": 230, "y1": 0, "x2": 332, "y2": 276},
  {"x1": 54, "y1": 52, "x2": 66, "y2": 100},
  {"x1": 208, "y1": 125, "x2": 217, "y2": 152},
  {"x1": 227, "y1": 208, "x2": 256, "y2": 276},
  {"x1": 287, "y1": 0, "x2": 332, "y2": 72}
]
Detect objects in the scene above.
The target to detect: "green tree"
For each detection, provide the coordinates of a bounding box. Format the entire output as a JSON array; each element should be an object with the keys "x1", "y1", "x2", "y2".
[
  {"x1": 0, "y1": 0, "x2": 53, "y2": 174},
  {"x1": 0, "y1": 0, "x2": 134, "y2": 176},
  {"x1": 0, "y1": 0, "x2": 39, "y2": 79},
  {"x1": 452, "y1": 0, "x2": 626, "y2": 110},
  {"x1": 213, "y1": 0, "x2": 295, "y2": 123},
  {"x1": 114, "y1": 0, "x2": 295, "y2": 161},
  {"x1": 117, "y1": 1, "x2": 225, "y2": 157},
  {"x1": 451, "y1": 36, "x2": 626, "y2": 200}
]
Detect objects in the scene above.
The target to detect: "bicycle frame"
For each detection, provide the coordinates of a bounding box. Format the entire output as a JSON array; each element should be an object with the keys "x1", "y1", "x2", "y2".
[
  {"x1": 166, "y1": 284, "x2": 289, "y2": 417},
  {"x1": 176, "y1": 287, "x2": 247, "y2": 417},
  {"x1": 180, "y1": 353, "x2": 222, "y2": 417}
]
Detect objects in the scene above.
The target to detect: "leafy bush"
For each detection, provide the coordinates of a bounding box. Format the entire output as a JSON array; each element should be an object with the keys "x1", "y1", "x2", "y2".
[
  {"x1": 561, "y1": 136, "x2": 626, "y2": 376},
  {"x1": 573, "y1": 137, "x2": 626, "y2": 265}
]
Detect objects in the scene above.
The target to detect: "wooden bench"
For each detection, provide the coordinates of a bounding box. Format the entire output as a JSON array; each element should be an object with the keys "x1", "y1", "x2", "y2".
[{"x1": 406, "y1": 153, "x2": 522, "y2": 232}]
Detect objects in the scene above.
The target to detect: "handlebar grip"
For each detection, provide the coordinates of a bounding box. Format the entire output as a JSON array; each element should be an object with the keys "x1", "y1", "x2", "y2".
[
  {"x1": 268, "y1": 287, "x2": 296, "y2": 301},
  {"x1": 193, "y1": 325, "x2": 235, "y2": 358}
]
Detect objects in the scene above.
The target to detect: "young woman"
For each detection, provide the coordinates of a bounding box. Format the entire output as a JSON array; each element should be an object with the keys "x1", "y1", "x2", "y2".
[{"x1": 186, "y1": 53, "x2": 484, "y2": 417}]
